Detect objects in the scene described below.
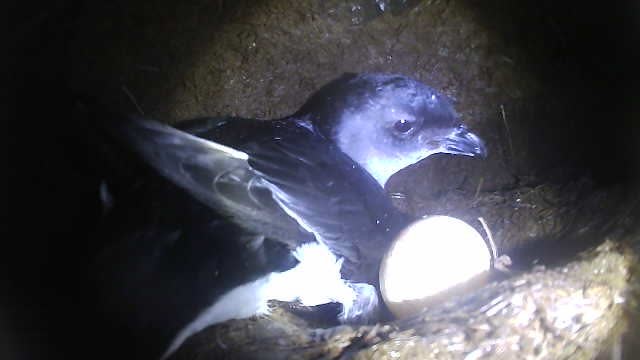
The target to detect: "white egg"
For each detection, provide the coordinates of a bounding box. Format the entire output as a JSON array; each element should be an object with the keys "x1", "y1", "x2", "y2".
[{"x1": 379, "y1": 215, "x2": 491, "y2": 319}]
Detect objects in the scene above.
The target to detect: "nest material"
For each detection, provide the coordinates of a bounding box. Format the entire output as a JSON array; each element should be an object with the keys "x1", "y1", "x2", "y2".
[
  {"x1": 172, "y1": 240, "x2": 633, "y2": 360},
  {"x1": 172, "y1": 183, "x2": 639, "y2": 360}
]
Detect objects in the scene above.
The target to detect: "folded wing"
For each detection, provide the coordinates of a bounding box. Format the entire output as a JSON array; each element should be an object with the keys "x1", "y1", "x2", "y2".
[{"x1": 111, "y1": 116, "x2": 405, "y2": 280}]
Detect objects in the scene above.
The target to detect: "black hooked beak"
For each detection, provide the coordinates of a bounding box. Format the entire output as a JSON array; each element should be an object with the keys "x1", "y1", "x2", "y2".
[{"x1": 443, "y1": 125, "x2": 487, "y2": 158}]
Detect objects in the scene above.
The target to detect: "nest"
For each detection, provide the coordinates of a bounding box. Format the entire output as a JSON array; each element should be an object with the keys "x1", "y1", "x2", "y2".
[{"x1": 172, "y1": 182, "x2": 639, "y2": 359}]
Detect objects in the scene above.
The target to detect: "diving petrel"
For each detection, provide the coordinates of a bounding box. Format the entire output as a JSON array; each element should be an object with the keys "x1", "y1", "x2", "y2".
[{"x1": 89, "y1": 73, "x2": 486, "y2": 359}]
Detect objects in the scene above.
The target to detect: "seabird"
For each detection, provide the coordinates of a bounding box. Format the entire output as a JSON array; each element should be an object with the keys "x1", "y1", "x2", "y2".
[{"x1": 88, "y1": 73, "x2": 486, "y2": 359}]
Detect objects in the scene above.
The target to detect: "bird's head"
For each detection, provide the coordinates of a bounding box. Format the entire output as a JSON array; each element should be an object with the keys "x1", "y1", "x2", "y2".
[{"x1": 296, "y1": 73, "x2": 486, "y2": 187}]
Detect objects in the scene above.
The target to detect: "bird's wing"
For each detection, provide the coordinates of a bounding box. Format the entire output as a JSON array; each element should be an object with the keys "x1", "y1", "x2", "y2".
[
  {"x1": 107, "y1": 116, "x2": 314, "y2": 248},
  {"x1": 179, "y1": 117, "x2": 405, "y2": 268},
  {"x1": 243, "y1": 130, "x2": 400, "y2": 268},
  {"x1": 111, "y1": 116, "x2": 401, "y2": 270}
]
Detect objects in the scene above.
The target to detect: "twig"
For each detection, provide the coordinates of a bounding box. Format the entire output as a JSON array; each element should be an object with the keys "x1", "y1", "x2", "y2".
[
  {"x1": 500, "y1": 104, "x2": 514, "y2": 161},
  {"x1": 478, "y1": 217, "x2": 498, "y2": 260},
  {"x1": 389, "y1": 192, "x2": 407, "y2": 199},
  {"x1": 122, "y1": 84, "x2": 145, "y2": 115},
  {"x1": 478, "y1": 217, "x2": 511, "y2": 272},
  {"x1": 473, "y1": 177, "x2": 484, "y2": 202}
]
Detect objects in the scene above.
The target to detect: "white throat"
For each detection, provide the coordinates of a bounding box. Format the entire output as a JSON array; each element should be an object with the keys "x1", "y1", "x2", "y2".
[
  {"x1": 363, "y1": 156, "x2": 413, "y2": 188},
  {"x1": 360, "y1": 148, "x2": 439, "y2": 188}
]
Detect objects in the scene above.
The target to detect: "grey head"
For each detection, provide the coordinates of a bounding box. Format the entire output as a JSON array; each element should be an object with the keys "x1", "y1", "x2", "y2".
[{"x1": 294, "y1": 73, "x2": 487, "y2": 187}]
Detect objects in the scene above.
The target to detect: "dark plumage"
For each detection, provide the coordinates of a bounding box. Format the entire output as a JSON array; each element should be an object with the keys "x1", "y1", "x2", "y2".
[{"x1": 87, "y1": 73, "x2": 486, "y2": 359}]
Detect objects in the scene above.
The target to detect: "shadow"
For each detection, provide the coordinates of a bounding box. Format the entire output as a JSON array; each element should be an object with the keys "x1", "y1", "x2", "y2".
[
  {"x1": 7, "y1": 1, "x2": 268, "y2": 359},
  {"x1": 466, "y1": 0, "x2": 640, "y2": 185}
]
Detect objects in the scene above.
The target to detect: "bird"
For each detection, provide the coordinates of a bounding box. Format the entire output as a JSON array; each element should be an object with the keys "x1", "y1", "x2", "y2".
[{"x1": 86, "y1": 73, "x2": 487, "y2": 359}]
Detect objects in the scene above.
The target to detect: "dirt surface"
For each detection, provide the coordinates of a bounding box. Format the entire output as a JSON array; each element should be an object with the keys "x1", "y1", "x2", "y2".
[
  {"x1": 67, "y1": 0, "x2": 524, "y2": 190},
  {"x1": 64, "y1": 0, "x2": 637, "y2": 207},
  {"x1": 173, "y1": 239, "x2": 637, "y2": 360}
]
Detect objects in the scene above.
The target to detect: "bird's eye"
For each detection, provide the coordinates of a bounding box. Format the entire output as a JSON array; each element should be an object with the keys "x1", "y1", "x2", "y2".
[{"x1": 394, "y1": 119, "x2": 414, "y2": 134}]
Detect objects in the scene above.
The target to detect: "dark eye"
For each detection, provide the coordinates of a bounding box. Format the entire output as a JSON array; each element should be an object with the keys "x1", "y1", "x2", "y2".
[{"x1": 393, "y1": 119, "x2": 414, "y2": 134}]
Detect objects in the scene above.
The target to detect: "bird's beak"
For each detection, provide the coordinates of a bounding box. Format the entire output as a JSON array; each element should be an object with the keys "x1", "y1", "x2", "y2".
[{"x1": 441, "y1": 126, "x2": 487, "y2": 158}]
